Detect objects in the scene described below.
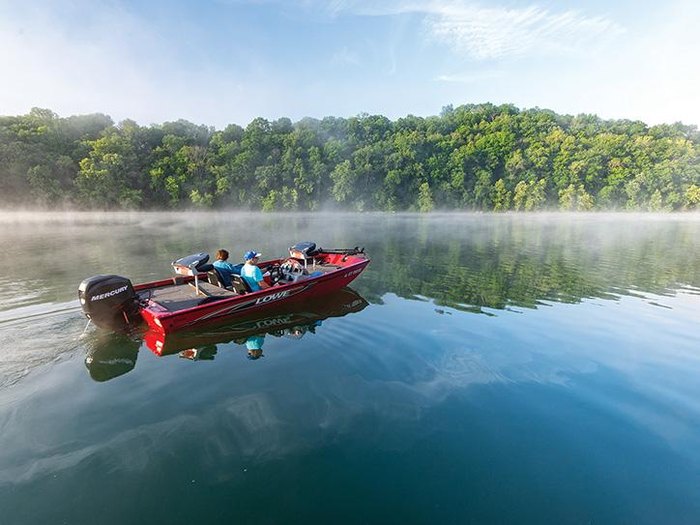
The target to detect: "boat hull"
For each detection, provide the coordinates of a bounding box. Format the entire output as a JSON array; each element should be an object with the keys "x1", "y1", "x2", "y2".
[
  {"x1": 144, "y1": 286, "x2": 369, "y2": 356},
  {"x1": 136, "y1": 254, "x2": 369, "y2": 334}
]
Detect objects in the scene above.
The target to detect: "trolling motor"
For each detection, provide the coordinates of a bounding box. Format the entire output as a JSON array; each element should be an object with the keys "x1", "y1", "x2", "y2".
[
  {"x1": 320, "y1": 246, "x2": 365, "y2": 259},
  {"x1": 289, "y1": 242, "x2": 364, "y2": 259}
]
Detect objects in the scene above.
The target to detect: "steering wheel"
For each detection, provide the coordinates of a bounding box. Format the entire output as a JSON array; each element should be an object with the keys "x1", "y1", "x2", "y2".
[{"x1": 267, "y1": 263, "x2": 282, "y2": 284}]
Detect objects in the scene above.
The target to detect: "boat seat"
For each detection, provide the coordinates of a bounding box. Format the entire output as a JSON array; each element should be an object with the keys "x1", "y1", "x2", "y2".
[
  {"x1": 206, "y1": 267, "x2": 248, "y2": 294},
  {"x1": 229, "y1": 275, "x2": 251, "y2": 295},
  {"x1": 207, "y1": 269, "x2": 224, "y2": 288},
  {"x1": 194, "y1": 263, "x2": 230, "y2": 291}
]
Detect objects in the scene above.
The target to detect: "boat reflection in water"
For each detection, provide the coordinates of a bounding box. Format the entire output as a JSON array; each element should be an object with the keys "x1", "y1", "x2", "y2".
[
  {"x1": 85, "y1": 287, "x2": 368, "y2": 380},
  {"x1": 83, "y1": 331, "x2": 141, "y2": 382}
]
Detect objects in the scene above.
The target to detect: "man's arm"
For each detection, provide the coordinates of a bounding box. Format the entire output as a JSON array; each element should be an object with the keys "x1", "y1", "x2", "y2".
[{"x1": 254, "y1": 266, "x2": 270, "y2": 289}]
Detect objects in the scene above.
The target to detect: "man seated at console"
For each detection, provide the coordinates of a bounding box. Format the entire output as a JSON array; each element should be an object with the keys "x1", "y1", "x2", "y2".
[
  {"x1": 241, "y1": 250, "x2": 270, "y2": 291},
  {"x1": 212, "y1": 249, "x2": 241, "y2": 289}
]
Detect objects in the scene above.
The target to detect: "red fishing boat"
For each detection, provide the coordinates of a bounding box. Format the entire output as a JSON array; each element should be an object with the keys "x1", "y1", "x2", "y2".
[{"x1": 79, "y1": 242, "x2": 369, "y2": 334}]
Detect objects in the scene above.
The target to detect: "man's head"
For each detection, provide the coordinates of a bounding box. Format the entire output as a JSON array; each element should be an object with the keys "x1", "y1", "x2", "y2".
[
  {"x1": 216, "y1": 249, "x2": 229, "y2": 261},
  {"x1": 247, "y1": 349, "x2": 264, "y2": 360},
  {"x1": 244, "y1": 250, "x2": 261, "y2": 262}
]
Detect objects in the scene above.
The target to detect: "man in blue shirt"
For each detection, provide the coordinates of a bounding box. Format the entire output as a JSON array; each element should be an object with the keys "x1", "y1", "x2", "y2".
[
  {"x1": 212, "y1": 249, "x2": 242, "y2": 288},
  {"x1": 241, "y1": 250, "x2": 270, "y2": 291}
]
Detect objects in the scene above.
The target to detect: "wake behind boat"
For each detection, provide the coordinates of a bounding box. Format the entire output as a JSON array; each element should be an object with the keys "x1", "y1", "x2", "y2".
[{"x1": 79, "y1": 242, "x2": 369, "y2": 334}]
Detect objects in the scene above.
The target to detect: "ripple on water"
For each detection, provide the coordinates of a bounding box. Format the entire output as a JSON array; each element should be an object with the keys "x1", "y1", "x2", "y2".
[{"x1": 0, "y1": 309, "x2": 85, "y2": 389}]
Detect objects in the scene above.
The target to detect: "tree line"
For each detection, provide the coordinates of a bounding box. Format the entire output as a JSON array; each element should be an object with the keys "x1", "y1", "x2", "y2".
[{"x1": 1, "y1": 104, "x2": 699, "y2": 211}]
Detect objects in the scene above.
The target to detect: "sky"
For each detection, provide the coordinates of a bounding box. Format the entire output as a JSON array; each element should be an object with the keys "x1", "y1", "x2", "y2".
[{"x1": 1, "y1": 0, "x2": 699, "y2": 129}]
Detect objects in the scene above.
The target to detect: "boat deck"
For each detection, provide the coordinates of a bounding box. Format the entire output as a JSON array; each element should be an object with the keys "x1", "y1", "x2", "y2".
[
  {"x1": 141, "y1": 262, "x2": 344, "y2": 313},
  {"x1": 143, "y1": 282, "x2": 237, "y2": 312}
]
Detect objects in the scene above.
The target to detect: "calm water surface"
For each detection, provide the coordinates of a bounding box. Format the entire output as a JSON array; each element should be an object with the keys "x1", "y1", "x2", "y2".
[{"x1": 0, "y1": 212, "x2": 699, "y2": 524}]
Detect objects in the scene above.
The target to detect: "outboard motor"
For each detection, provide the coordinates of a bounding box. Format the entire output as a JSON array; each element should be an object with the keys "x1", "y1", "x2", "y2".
[{"x1": 78, "y1": 275, "x2": 140, "y2": 331}]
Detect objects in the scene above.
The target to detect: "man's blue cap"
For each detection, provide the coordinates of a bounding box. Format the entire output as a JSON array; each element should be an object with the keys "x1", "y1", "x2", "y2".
[{"x1": 244, "y1": 250, "x2": 261, "y2": 261}]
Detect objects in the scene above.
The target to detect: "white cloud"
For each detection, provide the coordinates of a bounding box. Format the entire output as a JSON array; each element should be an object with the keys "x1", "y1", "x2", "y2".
[
  {"x1": 425, "y1": 4, "x2": 624, "y2": 60},
  {"x1": 313, "y1": 0, "x2": 624, "y2": 60}
]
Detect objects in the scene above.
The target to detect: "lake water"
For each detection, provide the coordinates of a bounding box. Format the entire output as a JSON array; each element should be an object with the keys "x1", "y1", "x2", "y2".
[{"x1": 1, "y1": 212, "x2": 699, "y2": 524}]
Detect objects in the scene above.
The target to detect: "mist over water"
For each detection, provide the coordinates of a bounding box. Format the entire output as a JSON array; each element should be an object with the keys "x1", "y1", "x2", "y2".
[{"x1": 0, "y1": 212, "x2": 699, "y2": 524}]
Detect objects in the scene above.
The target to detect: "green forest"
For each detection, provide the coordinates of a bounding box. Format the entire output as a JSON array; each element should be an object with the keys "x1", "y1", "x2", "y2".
[{"x1": 1, "y1": 104, "x2": 699, "y2": 211}]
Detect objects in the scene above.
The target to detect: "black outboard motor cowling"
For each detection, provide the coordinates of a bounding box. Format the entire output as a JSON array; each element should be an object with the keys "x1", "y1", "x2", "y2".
[{"x1": 78, "y1": 275, "x2": 140, "y2": 330}]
